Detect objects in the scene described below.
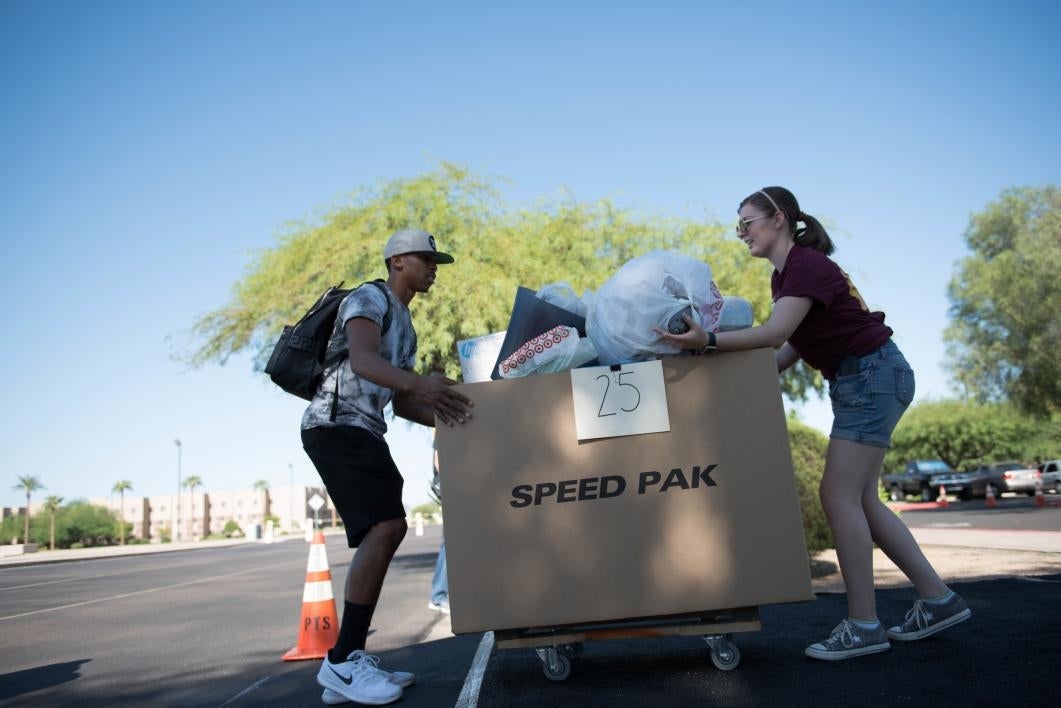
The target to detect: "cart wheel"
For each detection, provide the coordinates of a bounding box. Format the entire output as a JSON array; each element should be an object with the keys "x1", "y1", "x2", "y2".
[
  {"x1": 558, "y1": 642, "x2": 584, "y2": 659},
  {"x1": 710, "y1": 641, "x2": 741, "y2": 671},
  {"x1": 537, "y1": 650, "x2": 571, "y2": 681}
]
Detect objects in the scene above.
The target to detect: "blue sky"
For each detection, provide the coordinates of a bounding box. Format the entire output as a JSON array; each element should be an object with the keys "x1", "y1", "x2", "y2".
[{"x1": 2, "y1": 0, "x2": 1059, "y2": 511}]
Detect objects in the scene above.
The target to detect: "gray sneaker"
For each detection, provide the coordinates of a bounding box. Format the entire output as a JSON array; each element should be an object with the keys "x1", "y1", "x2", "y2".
[
  {"x1": 887, "y1": 592, "x2": 971, "y2": 641},
  {"x1": 805, "y1": 619, "x2": 891, "y2": 661}
]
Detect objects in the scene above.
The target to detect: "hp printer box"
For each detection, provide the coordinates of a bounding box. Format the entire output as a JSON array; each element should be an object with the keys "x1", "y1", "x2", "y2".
[{"x1": 435, "y1": 348, "x2": 813, "y2": 634}]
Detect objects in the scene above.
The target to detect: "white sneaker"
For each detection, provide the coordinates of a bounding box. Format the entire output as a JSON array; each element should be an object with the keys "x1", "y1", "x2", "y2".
[
  {"x1": 428, "y1": 599, "x2": 450, "y2": 614},
  {"x1": 320, "y1": 654, "x2": 415, "y2": 704},
  {"x1": 316, "y1": 650, "x2": 403, "y2": 705}
]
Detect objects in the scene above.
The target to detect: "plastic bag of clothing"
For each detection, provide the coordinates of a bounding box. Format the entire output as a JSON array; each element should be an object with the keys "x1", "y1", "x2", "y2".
[
  {"x1": 497, "y1": 326, "x2": 599, "y2": 378},
  {"x1": 586, "y1": 250, "x2": 722, "y2": 365},
  {"x1": 718, "y1": 296, "x2": 754, "y2": 331}
]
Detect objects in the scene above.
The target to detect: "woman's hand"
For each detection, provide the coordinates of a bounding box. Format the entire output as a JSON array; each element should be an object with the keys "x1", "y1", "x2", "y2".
[{"x1": 652, "y1": 313, "x2": 709, "y2": 351}]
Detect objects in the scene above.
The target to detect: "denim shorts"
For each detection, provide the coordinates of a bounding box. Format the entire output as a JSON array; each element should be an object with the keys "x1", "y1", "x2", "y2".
[{"x1": 828, "y1": 340, "x2": 915, "y2": 449}]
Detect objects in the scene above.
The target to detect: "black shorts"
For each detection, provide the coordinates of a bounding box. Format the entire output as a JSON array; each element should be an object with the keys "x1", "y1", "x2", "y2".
[{"x1": 301, "y1": 426, "x2": 406, "y2": 548}]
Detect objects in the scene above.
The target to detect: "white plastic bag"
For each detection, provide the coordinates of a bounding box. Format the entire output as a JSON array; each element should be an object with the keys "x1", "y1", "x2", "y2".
[
  {"x1": 536, "y1": 282, "x2": 591, "y2": 318},
  {"x1": 586, "y1": 250, "x2": 722, "y2": 365},
  {"x1": 497, "y1": 326, "x2": 598, "y2": 378}
]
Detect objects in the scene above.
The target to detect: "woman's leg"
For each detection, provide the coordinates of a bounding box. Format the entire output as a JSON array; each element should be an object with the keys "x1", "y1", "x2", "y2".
[
  {"x1": 862, "y1": 488, "x2": 949, "y2": 598},
  {"x1": 819, "y1": 438, "x2": 888, "y2": 620}
]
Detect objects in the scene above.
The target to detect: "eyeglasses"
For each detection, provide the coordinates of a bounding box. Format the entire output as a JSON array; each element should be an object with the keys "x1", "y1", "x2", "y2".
[{"x1": 735, "y1": 214, "x2": 772, "y2": 236}]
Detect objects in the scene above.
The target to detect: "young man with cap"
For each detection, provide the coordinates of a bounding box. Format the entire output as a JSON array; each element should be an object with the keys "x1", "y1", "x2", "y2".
[{"x1": 305, "y1": 228, "x2": 473, "y2": 706}]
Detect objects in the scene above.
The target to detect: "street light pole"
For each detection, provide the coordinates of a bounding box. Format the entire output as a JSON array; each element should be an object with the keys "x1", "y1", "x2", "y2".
[{"x1": 174, "y1": 438, "x2": 182, "y2": 543}]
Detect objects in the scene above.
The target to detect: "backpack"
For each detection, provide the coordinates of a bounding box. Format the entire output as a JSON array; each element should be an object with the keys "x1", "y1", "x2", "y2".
[{"x1": 265, "y1": 280, "x2": 392, "y2": 408}]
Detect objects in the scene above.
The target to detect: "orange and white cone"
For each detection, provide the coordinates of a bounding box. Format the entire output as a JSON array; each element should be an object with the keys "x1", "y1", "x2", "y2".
[
  {"x1": 282, "y1": 530, "x2": 339, "y2": 661},
  {"x1": 985, "y1": 484, "x2": 998, "y2": 509},
  {"x1": 1034, "y1": 477, "x2": 1046, "y2": 508},
  {"x1": 936, "y1": 485, "x2": 949, "y2": 508}
]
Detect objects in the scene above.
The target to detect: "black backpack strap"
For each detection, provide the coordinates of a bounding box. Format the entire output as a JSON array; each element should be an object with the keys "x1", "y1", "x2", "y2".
[{"x1": 328, "y1": 280, "x2": 393, "y2": 423}]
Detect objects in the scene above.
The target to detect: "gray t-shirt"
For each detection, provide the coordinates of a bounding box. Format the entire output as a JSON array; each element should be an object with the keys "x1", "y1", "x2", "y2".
[{"x1": 301, "y1": 282, "x2": 417, "y2": 438}]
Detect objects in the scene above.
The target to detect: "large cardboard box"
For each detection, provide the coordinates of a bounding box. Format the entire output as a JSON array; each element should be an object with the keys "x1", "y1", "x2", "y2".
[{"x1": 435, "y1": 348, "x2": 813, "y2": 634}]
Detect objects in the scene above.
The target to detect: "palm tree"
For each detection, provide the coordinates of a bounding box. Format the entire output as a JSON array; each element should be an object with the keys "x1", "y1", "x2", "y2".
[
  {"x1": 12, "y1": 475, "x2": 45, "y2": 545},
  {"x1": 253, "y1": 479, "x2": 270, "y2": 519},
  {"x1": 43, "y1": 496, "x2": 63, "y2": 550},
  {"x1": 183, "y1": 475, "x2": 203, "y2": 539},
  {"x1": 112, "y1": 480, "x2": 133, "y2": 545}
]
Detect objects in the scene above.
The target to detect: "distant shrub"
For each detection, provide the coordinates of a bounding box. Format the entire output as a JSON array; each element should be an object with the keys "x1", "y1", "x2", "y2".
[
  {"x1": 411, "y1": 502, "x2": 441, "y2": 519},
  {"x1": 787, "y1": 418, "x2": 833, "y2": 556}
]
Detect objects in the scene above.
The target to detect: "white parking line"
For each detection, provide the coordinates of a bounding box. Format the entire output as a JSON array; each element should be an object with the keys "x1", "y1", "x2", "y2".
[
  {"x1": 1017, "y1": 576, "x2": 1061, "y2": 584},
  {"x1": 455, "y1": 631, "x2": 494, "y2": 708},
  {"x1": 219, "y1": 675, "x2": 272, "y2": 706}
]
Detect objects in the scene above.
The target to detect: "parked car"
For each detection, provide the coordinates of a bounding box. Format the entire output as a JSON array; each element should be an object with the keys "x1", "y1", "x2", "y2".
[
  {"x1": 881, "y1": 460, "x2": 958, "y2": 502},
  {"x1": 962, "y1": 462, "x2": 1041, "y2": 497},
  {"x1": 1038, "y1": 460, "x2": 1061, "y2": 494}
]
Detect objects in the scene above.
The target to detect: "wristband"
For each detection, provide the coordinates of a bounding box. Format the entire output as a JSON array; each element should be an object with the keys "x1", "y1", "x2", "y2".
[{"x1": 700, "y1": 331, "x2": 717, "y2": 354}]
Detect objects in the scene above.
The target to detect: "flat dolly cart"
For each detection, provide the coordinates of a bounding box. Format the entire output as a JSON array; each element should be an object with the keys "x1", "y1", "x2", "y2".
[{"x1": 493, "y1": 606, "x2": 760, "y2": 681}]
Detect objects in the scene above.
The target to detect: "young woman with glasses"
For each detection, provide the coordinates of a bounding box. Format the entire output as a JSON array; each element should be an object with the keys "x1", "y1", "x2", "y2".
[{"x1": 655, "y1": 186, "x2": 971, "y2": 660}]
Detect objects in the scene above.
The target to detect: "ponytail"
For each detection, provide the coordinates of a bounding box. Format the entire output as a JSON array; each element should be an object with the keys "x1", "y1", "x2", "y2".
[
  {"x1": 741, "y1": 186, "x2": 835, "y2": 256},
  {"x1": 793, "y1": 211, "x2": 834, "y2": 256}
]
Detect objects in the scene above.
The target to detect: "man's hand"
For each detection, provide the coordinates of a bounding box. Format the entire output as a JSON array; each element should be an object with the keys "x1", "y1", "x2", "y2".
[{"x1": 409, "y1": 374, "x2": 474, "y2": 426}]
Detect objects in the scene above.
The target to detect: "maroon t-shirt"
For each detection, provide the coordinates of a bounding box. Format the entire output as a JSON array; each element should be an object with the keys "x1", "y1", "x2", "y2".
[{"x1": 771, "y1": 246, "x2": 892, "y2": 380}]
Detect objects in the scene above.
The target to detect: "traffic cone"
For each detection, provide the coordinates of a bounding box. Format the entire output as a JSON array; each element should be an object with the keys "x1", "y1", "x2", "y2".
[
  {"x1": 936, "y1": 485, "x2": 949, "y2": 509},
  {"x1": 282, "y1": 530, "x2": 339, "y2": 661},
  {"x1": 1034, "y1": 477, "x2": 1046, "y2": 508},
  {"x1": 985, "y1": 484, "x2": 997, "y2": 509}
]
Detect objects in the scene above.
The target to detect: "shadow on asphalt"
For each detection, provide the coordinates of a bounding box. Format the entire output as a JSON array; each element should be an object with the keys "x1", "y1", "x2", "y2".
[
  {"x1": 389, "y1": 552, "x2": 439, "y2": 573},
  {"x1": 0, "y1": 659, "x2": 91, "y2": 702},
  {"x1": 215, "y1": 573, "x2": 1061, "y2": 707}
]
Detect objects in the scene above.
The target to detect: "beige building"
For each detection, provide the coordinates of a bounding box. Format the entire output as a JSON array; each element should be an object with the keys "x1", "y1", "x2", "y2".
[
  {"x1": 17, "y1": 484, "x2": 339, "y2": 544},
  {"x1": 206, "y1": 488, "x2": 268, "y2": 536}
]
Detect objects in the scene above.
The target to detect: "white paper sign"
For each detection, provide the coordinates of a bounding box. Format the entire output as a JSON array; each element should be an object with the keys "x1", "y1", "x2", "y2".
[{"x1": 569, "y1": 360, "x2": 670, "y2": 441}]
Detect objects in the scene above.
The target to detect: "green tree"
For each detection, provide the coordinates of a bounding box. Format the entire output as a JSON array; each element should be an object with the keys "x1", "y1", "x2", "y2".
[
  {"x1": 42, "y1": 495, "x2": 63, "y2": 550},
  {"x1": 12, "y1": 475, "x2": 45, "y2": 545},
  {"x1": 185, "y1": 164, "x2": 822, "y2": 401},
  {"x1": 885, "y1": 400, "x2": 1050, "y2": 472},
  {"x1": 253, "y1": 479, "x2": 270, "y2": 518},
  {"x1": 112, "y1": 480, "x2": 133, "y2": 545},
  {"x1": 183, "y1": 475, "x2": 203, "y2": 539},
  {"x1": 946, "y1": 186, "x2": 1061, "y2": 417},
  {"x1": 56, "y1": 501, "x2": 122, "y2": 548}
]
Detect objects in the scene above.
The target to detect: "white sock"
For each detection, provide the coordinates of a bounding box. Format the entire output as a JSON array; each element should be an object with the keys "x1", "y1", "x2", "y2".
[{"x1": 850, "y1": 618, "x2": 881, "y2": 629}]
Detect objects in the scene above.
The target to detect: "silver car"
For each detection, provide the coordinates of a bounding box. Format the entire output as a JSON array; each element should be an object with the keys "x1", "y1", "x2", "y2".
[
  {"x1": 966, "y1": 462, "x2": 1041, "y2": 497},
  {"x1": 1039, "y1": 460, "x2": 1061, "y2": 494}
]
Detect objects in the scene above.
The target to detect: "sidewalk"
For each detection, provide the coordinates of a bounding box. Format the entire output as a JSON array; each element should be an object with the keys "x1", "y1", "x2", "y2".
[
  {"x1": 811, "y1": 526, "x2": 1061, "y2": 593},
  {"x1": 0, "y1": 534, "x2": 306, "y2": 567}
]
